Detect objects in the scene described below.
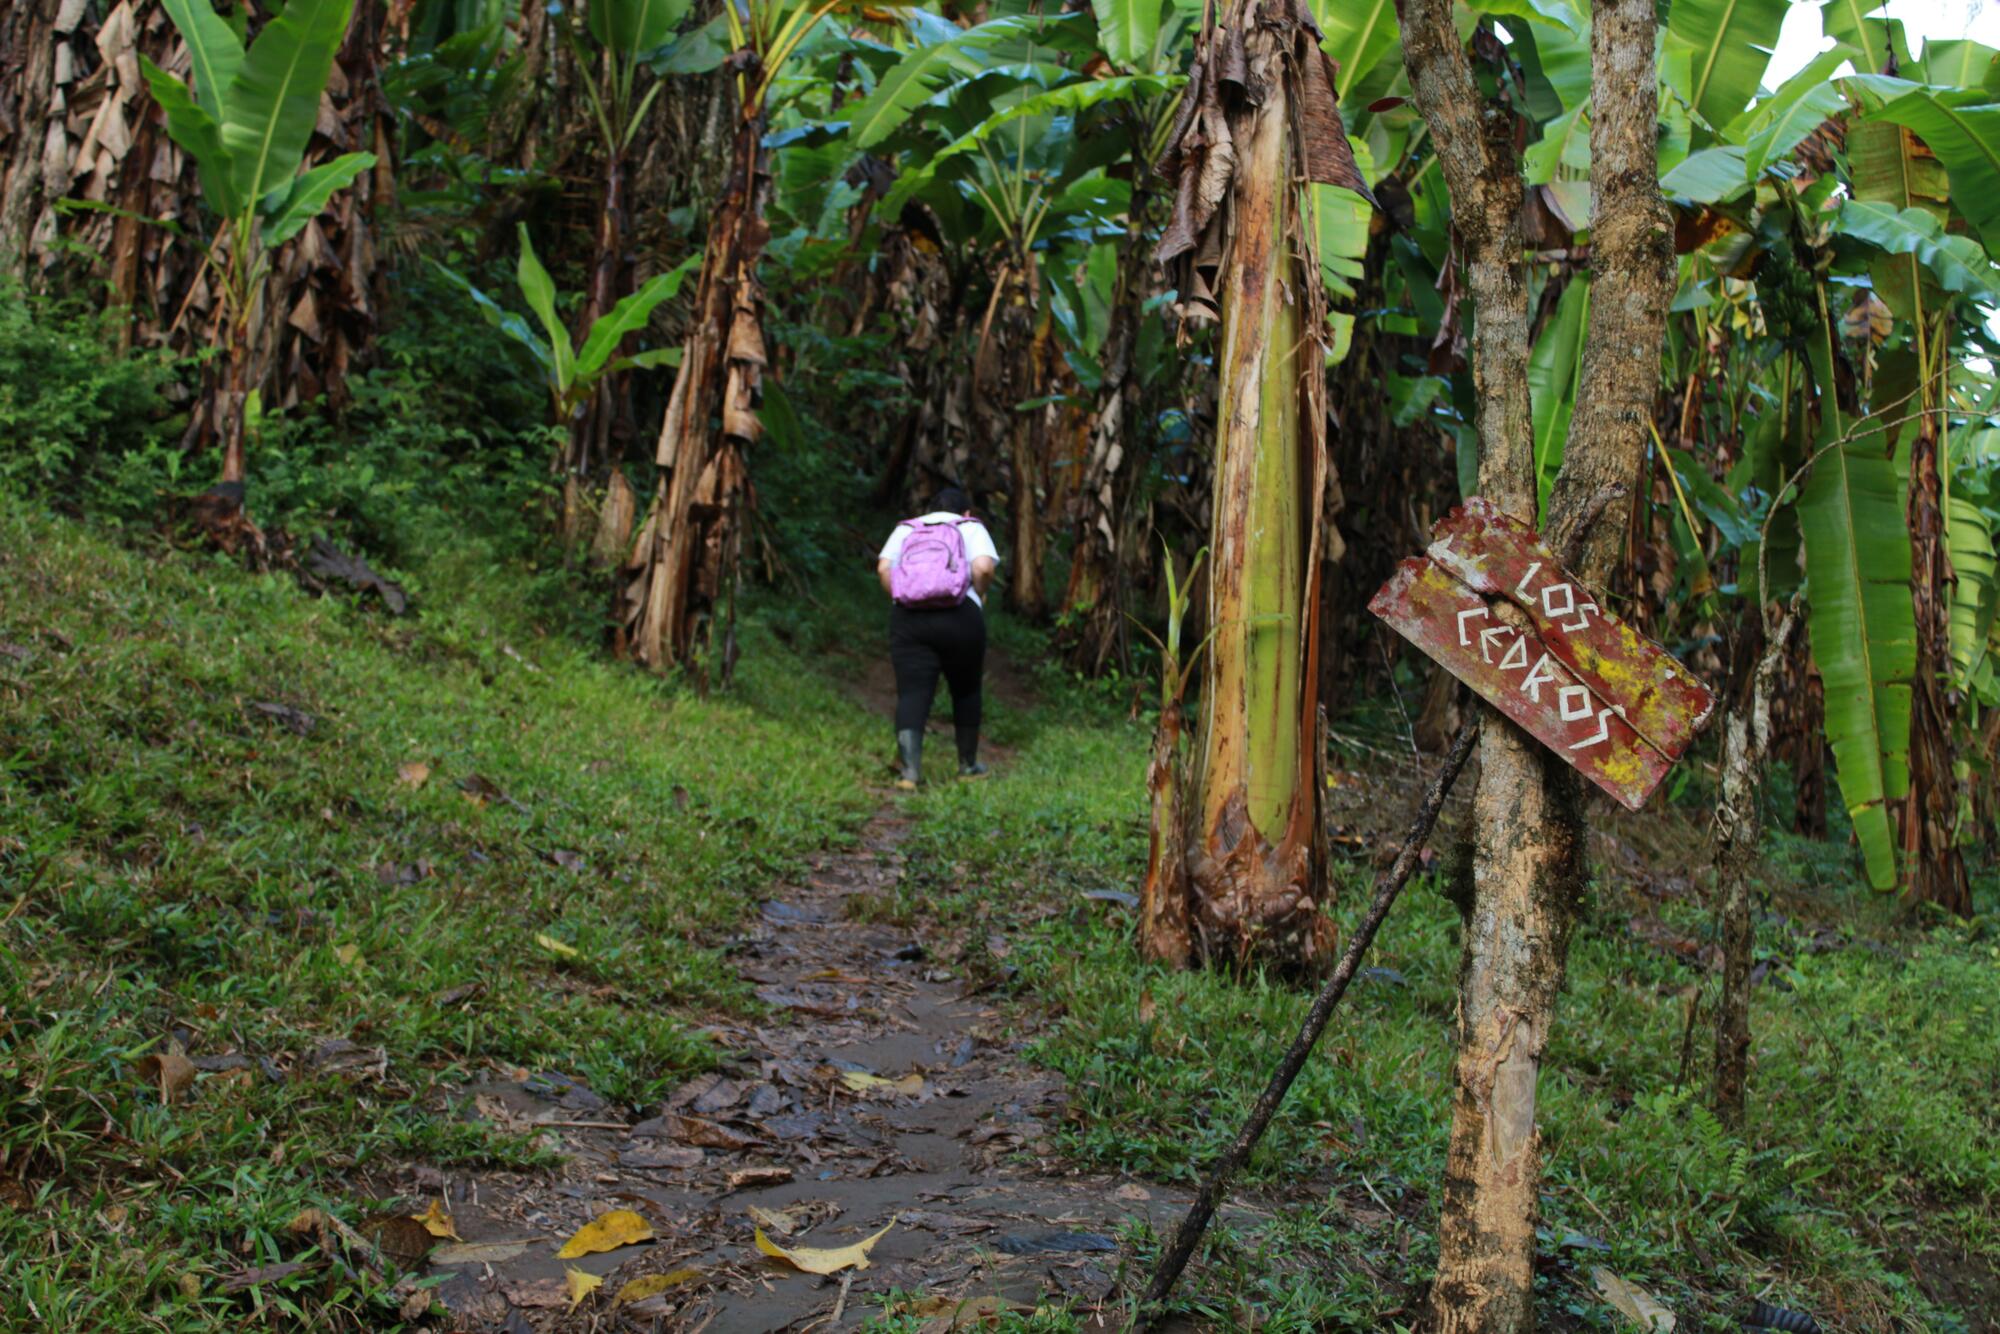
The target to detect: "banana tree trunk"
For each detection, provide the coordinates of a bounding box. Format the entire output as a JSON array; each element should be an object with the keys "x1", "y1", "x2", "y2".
[
  {"x1": 1148, "y1": 0, "x2": 1366, "y2": 972},
  {"x1": 1061, "y1": 194, "x2": 1152, "y2": 674},
  {"x1": 565, "y1": 89, "x2": 628, "y2": 481},
  {"x1": 1904, "y1": 339, "x2": 1970, "y2": 913},
  {"x1": 1713, "y1": 606, "x2": 1796, "y2": 1123},
  {"x1": 619, "y1": 105, "x2": 767, "y2": 679},
  {"x1": 1403, "y1": 0, "x2": 1675, "y2": 1324},
  {"x1": 1008, "y1": 306, "x2": 1053, "y2": 619}
]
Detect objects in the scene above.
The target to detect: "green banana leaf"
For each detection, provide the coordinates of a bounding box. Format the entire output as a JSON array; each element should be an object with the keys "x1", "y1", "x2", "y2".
[
  {"x1": 1664, "y1": 0, "x2": 1788, "y2": 130},
  {"x1": 1798, "y1": 340, "x2": 1915, "y2": 891},
  {"x1": 879, "y1": 75, "x2": 1179, "y2": 215},
  {"x1": 158, "y1": 0, "x2": 245, "y2": 120},
  {"x1": 1313, "y1": 0, "x2": 1400, "y2": 103},
  {"x1": 576, "y1": 255, "x2": 700, "y2": 381},
  {"x1": 588, "y1": 0, "x2": 691, "y2": 58},
  {"x1": 846, "y1": 14, "x2": 1078, "y2": 149},
  {"x1": 430, "y1": 261, "x2": 553, "y2": 380},
  {"x1": 1868, "y1": 91, "x2": 2000, "y2": 256},
  {"x1": 1820, "y1": 0, "x2": 1904, "y2": 76},
  {"x1": 515, "y1": 224, "x2": 575, "y2": 399},
  {"x1": 222, "y1": 0, "x2": 357, "y2": 207},
  {"x1": 1947, "y1": 495, "x2": 1998, "y2": 686},
  {"x1": 1727, "y1": 48, "x2": 1850, "y2": 180},
  {"x1": 260, "y1": 151, "x2": 375, "y2": 247},
  {"x1": 1919, "y1": 40, "x2": 2000, "y2": 95},
  {"x1": 1835, "y1": 201, "x2": 2000, "y2": 307},
  {"x1": 138, "y1": 57, "x2": 242, "y2": 216},
  {"x1": 1529, "y1": 275, "x2": 1590, "y2": 517},
  {"x1": 1090, "y1": 0, "x2": 1162, "y2": 71}
]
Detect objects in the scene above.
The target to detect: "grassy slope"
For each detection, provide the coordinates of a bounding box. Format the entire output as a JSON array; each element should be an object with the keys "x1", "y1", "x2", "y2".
[
  {"x1": 4, "y1": 499, "x2": 1996, "y2": 1332},
  {"x1": 897, "y1": 674, "x2": 1999, "y2": 1332},
  {"x1": 0, "y1": 501, "x2": 878, "y2": 1328}
]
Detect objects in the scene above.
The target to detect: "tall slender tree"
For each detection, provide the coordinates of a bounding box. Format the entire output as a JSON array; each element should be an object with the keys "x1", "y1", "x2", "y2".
[{"x1": 1399, "y1": 0, "x2": 1674, "y2": 1322}]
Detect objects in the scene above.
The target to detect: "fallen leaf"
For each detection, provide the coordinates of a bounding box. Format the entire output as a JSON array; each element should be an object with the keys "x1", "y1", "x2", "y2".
[
  {"x1": 501, "y1": 1278, "x2": 568, "y2": 1309},
  {"x1": 755, "y1": 1217, "x2": 896, "y2": 1275},
  {"x1": 614, "y1": 1268, "x2": 700, "y2": 1305},
  {"x1": 565, "y1": 1267, "x2": 603, "y2": 1309},
  {"x1": 556, "y1": 1209, "x2": 654, "y2": 1260},
  {"x1": 410, "y1": 1200, "x2": 460, "y2": 1240},
  {"x1": 1591, "y1": 1267, "x2": 1676, "y2": 1332},
  {"x1": 431, "y1": 1239, "x2": 534, "y2": 1265},
  {"x1": 906, "y1": 1292, "x2": 1037, "y2": 1332},
  {"x1": 136, "y1": 1042, "x2": 197, "y2": 1105},
  {"x1": 436, "y1": 981, "x2": 484, "y2": 1007},
  {"x1": 364, "y1": 1214, "x2": 437, "y2": 1267},
  {"x1": 334, "y1": 944, "x2": 362, "y2": 968},
  {"x1": 660, "y1": 1113, "x2": 760, "y2": 1151},
  {"x1": 748, "y1": 1204, "x2": 808, "y2": 1237},
  {"x1": 535, "y1": 933, "x2": 580, "y2": 959},
  {"x1": 727, "y1": 1165, "x2": 793, "y2": 1190},
  {"x1": 838, "y1": 1070, "x2": 924, "y2": 1097},
  {"x1": 397, "y1": 761, "x2": 430, "y2": 788},
  {"x1": 1114, "y1": 1183, "x2": 1153, "y2": 1202}
]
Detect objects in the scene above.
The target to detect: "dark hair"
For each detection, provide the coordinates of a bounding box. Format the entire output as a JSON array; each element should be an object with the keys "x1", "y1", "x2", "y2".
[{"x1": 931, "y1": 485, "x2": 971, "y2": 514}]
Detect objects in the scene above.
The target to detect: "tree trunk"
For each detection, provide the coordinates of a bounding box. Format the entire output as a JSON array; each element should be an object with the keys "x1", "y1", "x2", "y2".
[
  {"x1": 1060, "y1": 194, "x2": 1153, "y2": 674},
  {"x1": 1903, "y1": 328, "x2": 1970, "y2": 914},
  {"x1": 565, "y1": 146, "x2": 627, "y2": 477},
  {"x1": 1713, "y1": 607, "x2": 1796, "y2": 1123},
  {"x1": 1402, "y1": 0, "x2": 1675, "y2": 1324},
  {"x1": 1007, "y1": 304, "x2": 1052, "y2": 619},
  {"x1": 1139, "y1": 699, "x2": 1194, "y2": 964},
  {"x1": 1148, "y1": 0, "x2": 1364, "y2": 973},
  {"x1": 618, "y1": 107, "x2": 767, "y2": 679}
]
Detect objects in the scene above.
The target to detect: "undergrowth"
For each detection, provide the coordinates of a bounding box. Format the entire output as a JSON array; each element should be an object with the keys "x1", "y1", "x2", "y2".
[{"x1": 0, "y1": 500, "x2": 879, "y2": 1329}]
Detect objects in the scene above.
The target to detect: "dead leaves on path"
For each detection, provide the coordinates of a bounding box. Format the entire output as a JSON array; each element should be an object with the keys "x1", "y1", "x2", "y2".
[
  {"x1": 755, "y1": 1216, "x2": 897, "y2": 1274},
  {"x1": 556, "y1": 1208, "x2": 654, "y2": 1259}
]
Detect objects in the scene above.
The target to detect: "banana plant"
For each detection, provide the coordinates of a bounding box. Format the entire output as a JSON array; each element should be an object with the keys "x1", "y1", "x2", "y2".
[
  {"x1": 434, "y1": 225, "x2": 696, "y2": 437},
  {"x1": 552, "y1": 0, "x2": 696, "y2": 475},
  {"x1": 141, "y1": 0, "x2": 373, "y2": 491},
  {"x1": 620, "y1": 0, "x2": 905, "y2": 678}
]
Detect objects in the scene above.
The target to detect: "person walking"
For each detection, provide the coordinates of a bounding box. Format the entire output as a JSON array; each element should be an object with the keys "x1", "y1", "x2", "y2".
[{"x1": 876, "y1": 487, "x2": 999, "y2": 788}]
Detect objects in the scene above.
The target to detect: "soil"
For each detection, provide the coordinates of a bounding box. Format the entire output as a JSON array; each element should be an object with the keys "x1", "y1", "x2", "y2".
[{"x1": 408, "y1": 801, "x2": 1199, "y2": 1332}]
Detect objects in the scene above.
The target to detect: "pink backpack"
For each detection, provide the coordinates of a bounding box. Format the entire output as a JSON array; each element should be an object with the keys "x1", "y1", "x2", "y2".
[{"x1": 891, "y1": 517, "x2": 972, "y2": 608}]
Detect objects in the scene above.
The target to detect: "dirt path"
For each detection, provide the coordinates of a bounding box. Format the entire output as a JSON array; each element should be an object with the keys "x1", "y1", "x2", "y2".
[{"x1": 421, "y1": 801, "x2": 1195, "y2": 1332}]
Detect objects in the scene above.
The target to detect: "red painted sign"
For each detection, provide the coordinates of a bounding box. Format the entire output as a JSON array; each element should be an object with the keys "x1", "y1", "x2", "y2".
[{"x1": 1368, "y1": 498, "x2": 1716, "y2": 811}]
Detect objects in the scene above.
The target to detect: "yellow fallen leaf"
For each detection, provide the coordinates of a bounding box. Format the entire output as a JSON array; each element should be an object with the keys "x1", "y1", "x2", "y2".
[
  {"x1": 409, "y1": 1200, "x2": 460, "y2": 1240},
  {"x1": 614, "y1": 1268, "x2": 701, "y2": 1305},
  {"x1": 755, "y1": 1217, "x2": 896, "y2": 1275},
  {"x1": 1591, "y1": 1267, "x2": 1676, "y2": 1332},
  {"x1": 556, "y1": 1208, "x2": 653, "y2": 1259},
  {"x1": 334, "y1": 944, "x2": 362, "y2": 968},
  {"x1": 397, "y1": 761, "x2": 431, "y2": 789},
  {"x1": 535, "y1": 933, "x2": 580, "y2": 959},
  {"x1": 431, "y1": 1239, "x2": 531, "y2": 1265},
  {"x1": 565, "y1": 1267, "x2": 602, "y2": 1309},
  {"x1": 839, "y1": 1071, "x2": 924, "y2": 1097}
]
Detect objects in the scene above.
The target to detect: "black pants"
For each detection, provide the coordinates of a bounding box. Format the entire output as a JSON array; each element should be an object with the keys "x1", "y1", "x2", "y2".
[{"x1": 889, "y1": 600, "x2": 986, "y2": 733}]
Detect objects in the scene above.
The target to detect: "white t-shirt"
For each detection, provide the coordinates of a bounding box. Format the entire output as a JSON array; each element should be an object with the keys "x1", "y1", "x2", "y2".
[{"x1": 878, "y1": 512, "x2": 1000, "y2": 606}]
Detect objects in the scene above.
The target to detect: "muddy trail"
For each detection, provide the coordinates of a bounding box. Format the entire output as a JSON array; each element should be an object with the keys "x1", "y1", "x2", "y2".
[{"x1": 414, "y1": 801, "x2": 1202, "y2": 1332}]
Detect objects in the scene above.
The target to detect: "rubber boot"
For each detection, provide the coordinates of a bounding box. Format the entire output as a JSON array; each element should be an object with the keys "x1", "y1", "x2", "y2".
[
  {"x1": 895, "y1": 729, "x2": 923, "y2": 790},
  {"x1": 956, "y1": 723, "x2": 987, "y2": 779}
]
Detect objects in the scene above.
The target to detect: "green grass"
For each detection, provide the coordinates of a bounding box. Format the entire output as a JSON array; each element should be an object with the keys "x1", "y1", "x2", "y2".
[
  {"x1": 6, "y1": 496, "x2": 1997, "y2": 1333},
  {"x1": 0, "y1": 499, "x2": 880, "y2": 1328},
  {"x1": 895, "y1": 670, "x2": 2000, "y2": 1332}
]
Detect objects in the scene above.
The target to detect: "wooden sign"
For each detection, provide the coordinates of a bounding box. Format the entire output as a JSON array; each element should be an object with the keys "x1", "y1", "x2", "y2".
[{"x1": 1368, "y1": 498, "x2": 1716, "y2": 810}]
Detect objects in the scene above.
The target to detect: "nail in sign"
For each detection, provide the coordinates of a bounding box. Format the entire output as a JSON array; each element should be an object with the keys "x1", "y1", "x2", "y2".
[{"x1": 1368, "y1": 498, "x2": 1717, "y2": 811}]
